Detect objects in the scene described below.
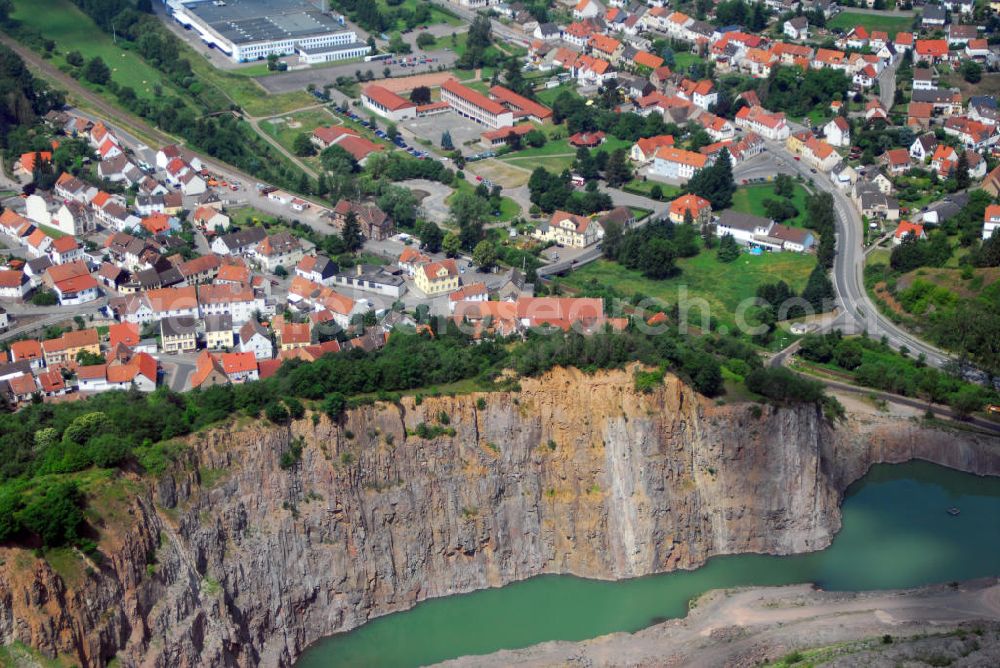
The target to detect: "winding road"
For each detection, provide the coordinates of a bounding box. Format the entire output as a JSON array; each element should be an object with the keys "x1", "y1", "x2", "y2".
[{"x1": 734, "y1": 144, "x2": 955, "y2": 371}]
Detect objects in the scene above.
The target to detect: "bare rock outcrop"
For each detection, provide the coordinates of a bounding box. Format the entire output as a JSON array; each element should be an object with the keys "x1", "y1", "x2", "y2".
[{"x1": 0, "y1": 367, "x2": 997, "y2": 667}]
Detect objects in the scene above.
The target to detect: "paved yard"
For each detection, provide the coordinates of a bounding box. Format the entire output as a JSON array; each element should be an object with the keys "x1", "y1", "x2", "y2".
[
  {"x1": 401, "y1": 112, "x2": 485, "y2": 152},
  {"x1": 255, "y1": 56, "x2": 456, "y2": 95}
]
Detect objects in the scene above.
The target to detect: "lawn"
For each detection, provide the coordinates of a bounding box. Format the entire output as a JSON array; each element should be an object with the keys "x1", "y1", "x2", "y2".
[
  {"x1": 422, "y1": 32, "x2": 467, "y2": 53},
  {"x1": 38, "y1": 224, "x2": 69, "y2": 240},
  {"x1": 672, "y1": 52, "x2": 700, "y2": 73},
  {"x1": 11, "y1": 0, "x2": 168, "y2": 101},
  {"x1": 500, "y1": 136, "x2": 632, "y2": 161},
  {"x1": 10, "y1": 0, "x2": 315, "y2": 118},
  {"x1": 563, "y1": 248, "x2": 816, "y2": 329},
  {"x1": 261, "y1": 108, "x2": 339, "y2": 155},
  {"x1": 731, "y1": 183, "x2": 811, "y2": 227},
  {"x1": 379, "y1": 0, "x2": 464, "y2": 31},
  {"x1": 535, "y1": 83, "x2": 579, "y2": 106},
  {"x1": 828, "y1": 12, "x2": 914, "y2": 35},
  {"x1": 623, "y1": 179, "x2": 682, "y2": 200}
]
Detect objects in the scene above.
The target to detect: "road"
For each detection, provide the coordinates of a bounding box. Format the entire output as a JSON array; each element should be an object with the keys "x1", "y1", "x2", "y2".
[
  {"x1": 769, "y1": 339, "x2": 1000, "y2": 435},
  {"x1": 733, "y1": 143, "x2": 955, "y2": 371},
  {"x1": 877, "y1": 58, "x2": 898, "y2": 112}
]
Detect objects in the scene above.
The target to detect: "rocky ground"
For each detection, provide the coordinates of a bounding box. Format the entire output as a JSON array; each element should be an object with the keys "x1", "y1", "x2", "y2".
[{"x1": 439, "y1": 580, "x2": 1000, "y2": 667}]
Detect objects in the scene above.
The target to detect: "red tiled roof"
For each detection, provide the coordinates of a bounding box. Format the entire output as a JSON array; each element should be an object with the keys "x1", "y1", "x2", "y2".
[
  {"x1": 221, "y1": 351, "x2": 258, "y2": 375},
  {"x1": 441, "y1": 79, "x2": 508, "y2": 116},
  {"x1": 363, "y1": 85, "x2": 416, "y2": 112},
  {"x1": 488, "y1": 85, "x2": 552, "y2": 120}
]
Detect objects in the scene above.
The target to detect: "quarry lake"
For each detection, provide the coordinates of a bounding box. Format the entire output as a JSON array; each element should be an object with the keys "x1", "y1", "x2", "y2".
[{"x1": 296, "y1": 461, "x2": 1000, "y2": 667}]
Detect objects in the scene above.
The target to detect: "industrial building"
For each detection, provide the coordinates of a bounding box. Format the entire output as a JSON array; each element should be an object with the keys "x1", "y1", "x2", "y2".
[{"x1": 167, "y1": 0, "x2": 369, "y2": 64}]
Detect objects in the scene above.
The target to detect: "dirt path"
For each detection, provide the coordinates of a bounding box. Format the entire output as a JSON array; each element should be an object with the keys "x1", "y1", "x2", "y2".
[{"x1": 440, "y1": 579, "x2": 1000, "y2": 667}]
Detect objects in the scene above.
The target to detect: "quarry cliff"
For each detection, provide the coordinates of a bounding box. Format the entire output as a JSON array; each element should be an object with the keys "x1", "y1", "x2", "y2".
[{"x1": 1, "y1": 367, "x2": 998, "y2": 667}]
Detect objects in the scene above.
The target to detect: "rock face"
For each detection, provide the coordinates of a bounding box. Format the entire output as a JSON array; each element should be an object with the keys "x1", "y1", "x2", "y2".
[{"x1": 0, "y1": 367, "x2": 998, "y2": 667}]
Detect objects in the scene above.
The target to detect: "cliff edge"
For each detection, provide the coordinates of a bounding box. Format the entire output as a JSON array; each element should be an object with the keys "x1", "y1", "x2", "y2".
[{"x1": 1, "y1": 367, "x2": 997, "y2": 667}]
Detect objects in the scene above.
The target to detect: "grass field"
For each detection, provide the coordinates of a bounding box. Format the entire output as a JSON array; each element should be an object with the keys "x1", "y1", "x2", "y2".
[
  {"x1": 672, "y1": 52, "x2": 700, "y2": 73},
  {"x1": 11, "y1": 0, "x2": 168, "y2": 101},
  {"x1": 828, "y1": 12, "x2": 914, "y2": 35},
  {"x1": 623, "y1": 179, "x2": 682, "y2": 199},
  {"x1": 261, "y1": 108, "x2": 339, "y2": 155},
  {"x1": 731, "y1": 183, "x2": 811, "y2": 227},
  {"x1": 10, "y1": 0, "x2": 315, "y2": 118},
  {"x1": 423, "y1": 32, "x2": 467, "y2": 53},
  {"x1": 563, "y1": 248, "x2": 816, "y2": 328},
  {"x1": 535, "y1": 83, "x2": 578, "y2": 106},
  {"x1": 379, "y1": 0, "x2": 464, "y2": 31},
  {"x1": 472, "y1": 159, "x2": 531, "y2": 188}
]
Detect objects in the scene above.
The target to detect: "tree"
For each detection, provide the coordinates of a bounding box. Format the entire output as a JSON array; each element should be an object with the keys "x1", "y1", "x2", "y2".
[
  {"x1": 717, "y1": 233, "x2": 740, "y2": 262},
  {"x1": 650, "y1": 184, "x2": 663, "y2": 200},
  {"x1": 450, "y1": 190, "x2": 490, "y2": 249},
  {"x1": 320, "y1": 145, "x2": 358, "y2": 175},
  {"x1": 639, "y1": 238, "x2": 677, "y2": 279},
  {"x1": 801, "y1": 265, "x2": 835, "y2": 312},
  {"x1": 602, "y1": 219, "x2": 623, "y2": 258},
  {"x1": 386, "y1": 124, "x2": 399, "y2": 141},
  {"x1": 441, "y1": 130, "x2": 454, "y2": 150},
  {"x1": 265, "y1": 401, "x2": 290, "y2": 425},
  {"x1": 473, "y1": 240, "x2": 498, "y2": 270},
  {"x1": 15, "y1": 481, "x2": 85, "y2": 547},
  {"x1": 955, "y1": 150, "x2": 970, "y2": 191},
  {"x1": 322, "y1": 392, "x2": 347, "y2": 420},
  {"x1": 524, "y1": 129, "x2": 546, "y2": 148},
  {"x1": 416, "y1": 32, "x2": 436, "y2": 49},
  {"x1": 297, "y1": 172, "x2": 311, "y2": 195},
  {"x1": 388, "y1": 32, "x2": 411, "y2": 55},
  {"x1": 687, "y1": 149, "x2": 734, "y2": 209},
  {"x1": 83, "y1": 56, "x2": 111, "y2": 85},
  {"x1": 442, "y1": 232, "x2": 461, "y2": 257},
  {"x1": 76, "y1": 350, "x2": 106, "y2": 366},
  {"x1": 961, "y1": 60, "x2": 982, "y2": 84},
  {"x1": 274, "y1": 265, "x2": 288, "y2": 278},
  {"x1": 341, "y1": 211, "x2": 365, "y2": 252},
  {"x1": 378, "y1": 185, "x2": 418, "y2": 228},
  {"x1": 66, "y1": 50, "x2": 84, "y2": 67},
  {"x1": 420, "y1": 221, "x2": 444, "y2": 253},
  {"x1": 410, "y1": 86, "x2": 432, "y2": 105},
  {"x1": 604, "y1": 148, "x2": 632, "y2": 187},
  {"x1": 949, "y1": 385, "x2": 984, "y2": 417}
]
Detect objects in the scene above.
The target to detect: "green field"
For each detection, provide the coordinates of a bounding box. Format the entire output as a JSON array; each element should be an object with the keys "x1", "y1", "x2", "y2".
[
  {"x1": 828, "y1": 12, "x2": 914, "y2": 35},
  {"x1": 672, "y1": 52, "x2": 700, "y2": 73},
  {"x1": 261, "y1": 108, "x2": 340, "y2": 155},
  {"x1": 422, "y1": 32, "x2": 467, "y2": 53},
  {"x1": 379, "y1": 0, "x2": 464, "y2": 30},
  {"x1": 11, "y1": 0, "x2": 168, "y2": 101},
  {"x1": 563, "y1": 249, "x2": 816, "y2": 329},
  {"x1": 10, "y1": 0, "x2": 315, "y2": 118},
  {"x1": 731, "y1": 183, "x2": 811, "y2": 227},
  {"x1": 623, "y1": 179, "x2": 682, "y2": 200},
  {"x1": 535, "y1": 83, "x2": 578, "y2": 106}
]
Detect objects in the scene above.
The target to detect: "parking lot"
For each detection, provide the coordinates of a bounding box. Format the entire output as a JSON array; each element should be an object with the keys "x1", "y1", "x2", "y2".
[{"x1": 400, "y1": 112, "x2": 485, "y2": 153}]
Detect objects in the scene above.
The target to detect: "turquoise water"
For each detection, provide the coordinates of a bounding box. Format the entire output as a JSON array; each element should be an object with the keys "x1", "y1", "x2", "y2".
[{"x1": 297, "y1": 461, "x2": 1000, "y2": 667}]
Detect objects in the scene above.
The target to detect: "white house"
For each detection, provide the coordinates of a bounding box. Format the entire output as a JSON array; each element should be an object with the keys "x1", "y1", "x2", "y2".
[
  {"x1": 650, "y1": 147, "x2": 711, "y2": 182},
  {"x1": 239, "y1": 320, "x2": 273, "y2": 360},
  {"x1": 573, "y1": 0, "x2": 602, "y2": 20},
  {"x1": 983, "y1": 205, "x2": 1000, "y2": 241},
  {"x1": 823, "y1": 116, "x2": 851, "y2": 148},
  {"x1": 783, "y1": 17, "x2": 808, "y2": 41}
]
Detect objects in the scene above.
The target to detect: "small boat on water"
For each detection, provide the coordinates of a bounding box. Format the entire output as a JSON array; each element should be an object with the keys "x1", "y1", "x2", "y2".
[{"x1": 946, "y1": 507, "x2": 961, "y2": 516}]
